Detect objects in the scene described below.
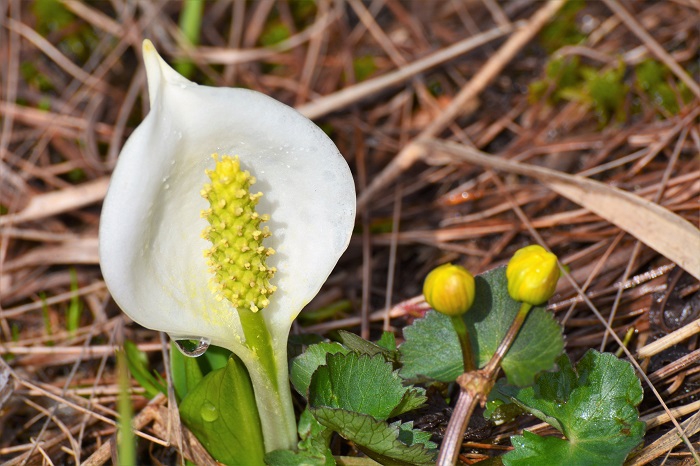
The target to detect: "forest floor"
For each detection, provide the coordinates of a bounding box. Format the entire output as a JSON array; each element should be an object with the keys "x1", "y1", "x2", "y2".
[{"x1": 1, "y1": 1, "x2": 699, "y2": 464}]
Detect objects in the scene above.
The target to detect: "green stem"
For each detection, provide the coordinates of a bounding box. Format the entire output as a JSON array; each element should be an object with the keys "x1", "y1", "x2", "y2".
[
  {"x1": 235, "y1": 309, "x2": 297, "y2": 452},
  {"x1": 483, "y1": 302, "x2": 532, "y2": 374},
  {"x1": 450, "y1": 314, "x2": 475, "y2": 373},
  {"x1": 176, "y1": 0, "x2": 203, "y2": 78}
]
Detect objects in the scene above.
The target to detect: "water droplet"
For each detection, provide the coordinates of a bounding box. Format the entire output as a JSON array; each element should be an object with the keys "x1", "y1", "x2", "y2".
[
  {"x1": 174, "y1": 337, "x2": 211, "y2": 357},
  {"x1": 164, "y1": 183, "x2": 170, "y2": 190},
  {"x1": 201, "y1": 401, "x2": 218, "y2": 422}
]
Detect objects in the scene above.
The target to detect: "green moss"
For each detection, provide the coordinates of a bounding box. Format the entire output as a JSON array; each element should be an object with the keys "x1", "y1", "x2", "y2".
[
  {"x1": 539, "y1": 0, "x2": 586, "y2": 53},
  {"x1": 260, "y1": 20, "x2": 291, "y2": 46},
  {"x1": 20, "y1": 62, "x2": 54, "y2": 92},
  {"x1": 580, "y1": 60, "x2": 628, "y2": 124},
  {"x1": 635, "y1": 59, "x2": 692, "y2": 115},
  {"x1": 353, "y1": 56, "x2": 378, "y2": 82},
  {"x1": 530, "y1": 57, "x2": 629, "y2": 124}
]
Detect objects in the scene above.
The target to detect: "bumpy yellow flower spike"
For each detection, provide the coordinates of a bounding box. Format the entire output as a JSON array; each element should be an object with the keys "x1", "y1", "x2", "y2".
[
  {"x1": 202, "y1": 154, "x2": 276, "y2": 312},
  {"x1": 99, "y1": 41, "x2": 356, "y2": 452}
]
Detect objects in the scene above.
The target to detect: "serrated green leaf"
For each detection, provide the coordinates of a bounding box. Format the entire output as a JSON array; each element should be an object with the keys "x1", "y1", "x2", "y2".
[
  {"x1": 399, "y1": 266, "x2": 564, "y2": 386},
  {"x1": 298, "y1": 408, "x2": 335, "y2": 463},
  {"x1": 311, "y1": 408, "x2": 436, "y2": 466},
  {"x1": 180, "y1": 356, "x2": 265, "y2": 465},
  {"x1": 336, "y1": 330, "x2": 395, "y2": 359},
  {"x1": 390, "y1": 388, "x2": 427, "y2": 419},
  {"x1": 305, "y1": 350, "x2": 430, "y2": 464},
  {"x1": 497, "y1": 350, "x2": 645, "y2": 466},
  {"x1": 377, "y1": 332, "x2": 397, "y2": 351},
  {"x1": 395, "y1": 421, "x2": 435, "y2": 449},
  {"x1": 123, "y1": 340, "x2": 166, "y2": 399},
  {"x1": 291, "y1": 342, "x2": 349, "y2": 398},
  {"x1": 309, "y1": 352, "x2": 406, "y2": 420},
  {"x1": 266, "y1": 409, "x2": 335, "y2": 466},
  {"x1": 397, "y1": 312, "x2": 462, "y2": 383}
]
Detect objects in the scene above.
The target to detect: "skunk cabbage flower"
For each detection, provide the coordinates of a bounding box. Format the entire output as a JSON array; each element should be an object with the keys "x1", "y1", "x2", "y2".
[
  {"x1": 99, "y1": 40, "x2": 356, "y2": 451},
  {"x1": 423, "y1": 263, "x2": 475, "y2": 316},
  {"x1": 506, "y1": 245, "x2": 560, "y2": 306}
]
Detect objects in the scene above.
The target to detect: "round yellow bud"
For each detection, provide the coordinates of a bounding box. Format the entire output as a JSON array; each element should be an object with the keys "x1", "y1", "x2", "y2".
[
  {"x1": 423, "y1": 263, "x2": 476, "y2": 316},
  {"x1": 506, "y1": 245, "x2": 560, "y2": 306}
]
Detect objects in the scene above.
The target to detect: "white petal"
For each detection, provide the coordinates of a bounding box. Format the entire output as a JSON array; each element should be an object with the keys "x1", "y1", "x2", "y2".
[{"x1": 99, "y1": 41, "x2": 356, "y2": 351}]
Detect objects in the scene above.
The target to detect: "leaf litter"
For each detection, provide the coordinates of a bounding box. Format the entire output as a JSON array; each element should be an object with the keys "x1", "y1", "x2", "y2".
[{"x1": 1, "y1": 1, "x2": 699, "y2": 464}]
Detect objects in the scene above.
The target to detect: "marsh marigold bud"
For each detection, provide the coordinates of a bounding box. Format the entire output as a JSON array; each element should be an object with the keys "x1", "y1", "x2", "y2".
[
  {"x1": 506, "y1": 245, "x2": 560, "y2": 306},
  {"x1": 423, "y1": 263, "x2": 476, "y2": 316}
]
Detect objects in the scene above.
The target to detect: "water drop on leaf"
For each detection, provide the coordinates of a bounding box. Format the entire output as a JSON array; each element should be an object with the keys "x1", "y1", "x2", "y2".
[{"x1": 201, "y1": 401, "x2": 218, "y2": 422}]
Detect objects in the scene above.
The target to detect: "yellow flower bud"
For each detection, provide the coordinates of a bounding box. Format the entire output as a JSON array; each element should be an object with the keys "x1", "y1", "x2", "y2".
[
  {"x1": 506, "y1": 245, "x2": 560, "y2": 306},
  {"x1": 423, "y1": 263, "x2": 476, "y2": 316}
]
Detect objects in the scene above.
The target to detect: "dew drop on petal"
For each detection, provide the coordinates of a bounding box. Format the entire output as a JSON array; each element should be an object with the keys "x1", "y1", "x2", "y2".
[
  {"x1": 201, "y1": 401, "x2": 218, "y2": 422},
  {"x1": 174, "y1": 337, "x2": 211, "y2": 357}
]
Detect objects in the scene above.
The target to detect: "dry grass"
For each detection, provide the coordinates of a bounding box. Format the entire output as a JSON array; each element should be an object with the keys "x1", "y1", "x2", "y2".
[{"x1": 1, "y1": 1, "x2": 699, "y2": 464}]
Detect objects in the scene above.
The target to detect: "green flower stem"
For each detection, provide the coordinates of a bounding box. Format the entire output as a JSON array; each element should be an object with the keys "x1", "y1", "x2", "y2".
[
  {"x1": 233, "y1": 309, "x2": 297, "y2": 452},
  {"x1": 450, "y1": 315, "x2": 475, "y2": 373},
  {"x1": 483, "y1": 302, "x2": 532, "y2": 374}
]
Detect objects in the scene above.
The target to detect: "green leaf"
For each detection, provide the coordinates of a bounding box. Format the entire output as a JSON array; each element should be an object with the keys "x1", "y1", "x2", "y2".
[
  {"x1": 336, "y1": 330, "x2": 395, "y2": 360},
  {"x1": 171, "y1": 343, "x2": 232, "y2": 401},
  {"x1": 265, "y1": 450, "x2": 332, "y2": 466},
  {"x1": 309, "y1": 352, "x2": 410, "y2": 420},
  {"x1": 390, "y1": 387, "x2": 429, "y2": 419},
  {"x1": 297, "y1": 300, "x2": 353, "y2": 324},
  {"x1": 305, "y1": 350, "x2": 431, "y2": 465},
  {"x1": 266, "y1": 409, "x2": 335, "y2": 466},
  {"x1": 198, "y1": 345, "x2": 232, "y2": 373},
  {"x1": 123, "y1": 340, "x2": 166, "y2": 399},
  {"x1": 116, "y1": 349, "x2": 136, "y2": 465},
  {"x1": 290, "y1": 342, "x2": 349, "y2": 398},
  {"x1": 297, "y1": 408, "x2": 335, "y2": 463},
  {"x1": 180, "y1": 356, "x2": 266, "y2": 466},
  {"x1": 497, "y1": 350, "x2": 645, "y2": 466},
  {"x1": 399, "y1": 266, "x2": 564, "y2": 386},
  {"x1": 171, "y1": 342, "x2": 204, "y2": 401},
  {"x1": 398, "y1": 311, "x2": 463, "y2": 383},
  {"x1": 377, "y1": 332, "x2": 397, "y2": 352},
  {"x1": 67, "y1": 268, "x2": 83, "y2": 334},
  {"x1": 310, "y1": 408, "x2": 436, "y2": 466},
  {"x1": 484, "y1": 391, "x2": 525, "y2": 426}
]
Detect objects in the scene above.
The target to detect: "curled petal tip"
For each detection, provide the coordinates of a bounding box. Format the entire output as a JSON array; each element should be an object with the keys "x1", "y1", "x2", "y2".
[
  {"x1": 141, "y1": 39, "x2": 193, "y2": 107},
  {"x1": 142, "y1": 38, "x2": 155, "y2": 53}
]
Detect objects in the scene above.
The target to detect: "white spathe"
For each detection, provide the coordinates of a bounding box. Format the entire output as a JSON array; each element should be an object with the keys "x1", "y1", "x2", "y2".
[{"x1": 99, "y1": 40, "x2": 355, "y2": 451}]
